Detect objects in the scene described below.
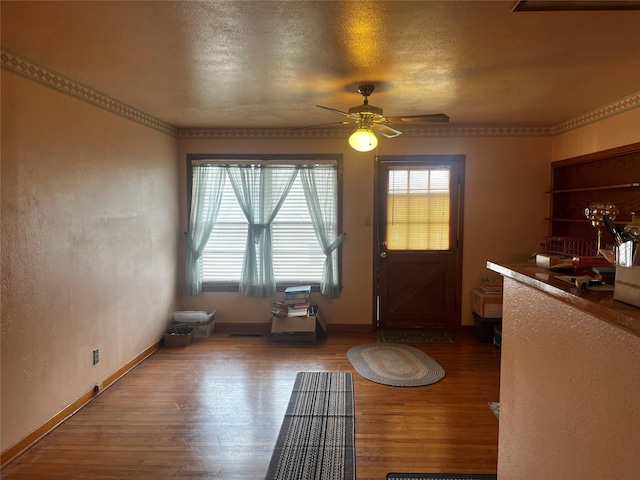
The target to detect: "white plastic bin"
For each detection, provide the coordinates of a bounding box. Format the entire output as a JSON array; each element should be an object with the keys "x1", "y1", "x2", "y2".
[
  {"x1": 173, "y1": 311, "x2": 216, "y2": 338},
  {"x1": 173, "y1": 311, "x2": 210, "y2": 322}
]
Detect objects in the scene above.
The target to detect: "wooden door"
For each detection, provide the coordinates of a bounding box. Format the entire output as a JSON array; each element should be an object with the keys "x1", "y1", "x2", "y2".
[{"x1": 375, "y1": 156, "x2": 464, "y2": 330}]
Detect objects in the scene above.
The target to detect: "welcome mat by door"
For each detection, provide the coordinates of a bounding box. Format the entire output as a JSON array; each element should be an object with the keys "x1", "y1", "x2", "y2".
[{"x1": 378, "y1": 329, "x2": 454, "y2": 345}]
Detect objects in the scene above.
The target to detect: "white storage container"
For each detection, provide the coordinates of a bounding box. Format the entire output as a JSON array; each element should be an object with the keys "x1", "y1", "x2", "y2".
[
  {"x1": 173, "y1": 311, "x2": 210, "y2": 322},
  {"x1": 614, "y1": 266, "x2": 640, "y2": 307},
  {"x1": 173, "y1": 310, "x2": 216, "y2": 338}
]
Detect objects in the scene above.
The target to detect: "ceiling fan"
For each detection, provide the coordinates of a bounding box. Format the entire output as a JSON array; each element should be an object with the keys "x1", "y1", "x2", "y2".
[{"x1": 304, "y1": 84, "x2": 449, "y2": 152}]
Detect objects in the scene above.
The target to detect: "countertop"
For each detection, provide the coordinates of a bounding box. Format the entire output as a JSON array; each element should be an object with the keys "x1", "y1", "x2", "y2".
[{"x1": 487, "y1": 261, "x2": 640, "y2": 338}]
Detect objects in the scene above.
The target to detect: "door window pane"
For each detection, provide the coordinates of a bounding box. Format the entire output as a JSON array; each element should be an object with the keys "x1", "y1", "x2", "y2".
[{"x1": 387, "y1": 168, "x2": 450, "y2": 250}]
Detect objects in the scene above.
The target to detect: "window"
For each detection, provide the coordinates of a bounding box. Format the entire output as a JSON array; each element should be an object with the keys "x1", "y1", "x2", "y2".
[
  {"x1": 185, "y1": 155, "x2": 343, "y2": 298},
  {"x1": 386, "y1": 167, "x2": 450, "y2": 250}
]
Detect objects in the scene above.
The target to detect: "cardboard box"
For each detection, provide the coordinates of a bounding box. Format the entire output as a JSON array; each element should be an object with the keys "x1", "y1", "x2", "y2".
[
  {"x1": 163, "y1": 324, "x2": 195, "y2": 347},
  {"x1": 536, "y1": 254, "x2": 565, "y2": 268},
  {"x1": 471, "y1": 289, "x2": 503, "y2": 318},
  {"x1": 271, "y1": 313, "x2": 326, "y2": 342},
  {"x1": 614, "y1": 265, "x2": 640, "y2": 307}
]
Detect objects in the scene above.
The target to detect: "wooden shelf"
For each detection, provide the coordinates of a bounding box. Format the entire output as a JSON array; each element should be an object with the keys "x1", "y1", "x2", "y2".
[
  {"x1": 548, "y1": 142, "x2": 640, "y2": 240},
  {"x1": 547, "y1": 182, "x2": 640, "y2": 194},
  {"x1": 546, "y1": 218, "x2": 590, "y2": 223}
]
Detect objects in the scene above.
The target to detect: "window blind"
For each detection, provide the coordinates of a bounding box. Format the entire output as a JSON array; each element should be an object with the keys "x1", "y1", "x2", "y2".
[
  {"x1": 387, "y1": 168, "x2": 450, "y2": 250},
  {"x1": 198, "y1": 163, "x2": 337, "y2": 284}
]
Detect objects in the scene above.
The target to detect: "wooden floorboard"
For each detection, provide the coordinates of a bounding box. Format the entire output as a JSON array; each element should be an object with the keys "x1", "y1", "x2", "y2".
[{"x1": 1, "y1": 330, "x2": 501, "y2": 480}]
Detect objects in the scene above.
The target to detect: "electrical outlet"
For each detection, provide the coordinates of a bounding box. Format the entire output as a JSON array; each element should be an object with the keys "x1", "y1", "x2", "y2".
[{"x1": 93, "y1": 348, "x2": 99, "y2": 365}]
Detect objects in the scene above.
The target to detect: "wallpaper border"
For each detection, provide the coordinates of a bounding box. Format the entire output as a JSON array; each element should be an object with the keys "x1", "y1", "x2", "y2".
[
  {"x1": 1, "y1": 49, "x2": 177, "y2": 137},
  {"x1": 2, "y1": 48, "x2": 638, "y2": 139}
]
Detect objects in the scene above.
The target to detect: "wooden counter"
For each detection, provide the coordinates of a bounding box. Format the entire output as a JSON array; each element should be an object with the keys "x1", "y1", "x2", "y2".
[{"x1": 487, "y1": 261, "x2": 640, "y2": 337}]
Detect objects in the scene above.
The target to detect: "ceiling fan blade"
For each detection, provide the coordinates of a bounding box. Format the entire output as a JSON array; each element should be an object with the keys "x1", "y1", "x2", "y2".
[
  {"x1": 316, "y1": 105, "x2": 352, "y2": 117},
  {"x1": 294, "y1": 121, "x2": 350, "y2": 131},
  {"x1": 386, "y1": 113, "x2": 450, "y2": 123},
  {"x1": 374, "y1": 123, "x2": 403, "y2": 138}
]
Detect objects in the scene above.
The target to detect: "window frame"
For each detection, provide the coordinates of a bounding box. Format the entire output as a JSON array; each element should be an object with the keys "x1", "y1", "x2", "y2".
[{"x1": 186, "y1": 153, "x2": 344, "y2": 293}]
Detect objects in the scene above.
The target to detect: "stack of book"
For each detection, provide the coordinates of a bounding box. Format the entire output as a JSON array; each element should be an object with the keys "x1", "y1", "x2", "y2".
[{"x1": 270, "y1": 285, "x2": 312, "y2": 317}]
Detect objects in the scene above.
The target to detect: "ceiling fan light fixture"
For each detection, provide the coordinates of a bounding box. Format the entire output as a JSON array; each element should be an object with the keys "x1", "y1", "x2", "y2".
[{"x1": 349, "y1": 128, "x2": 378, "y2": 152}]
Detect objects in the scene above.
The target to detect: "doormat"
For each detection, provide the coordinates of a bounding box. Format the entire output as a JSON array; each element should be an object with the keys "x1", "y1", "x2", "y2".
[
  {"x1": 265, "y1": 372, "x2": 355, "y2": 480},
  {"x1": 387, "y1": 474, "x2": 497, "y2": 480},
  {"x1": 378, "y1": 329, "x2": 454, "y2": 345},
  {"x1": 347, "y1": 343, "x2": 445, "y2": 387}
]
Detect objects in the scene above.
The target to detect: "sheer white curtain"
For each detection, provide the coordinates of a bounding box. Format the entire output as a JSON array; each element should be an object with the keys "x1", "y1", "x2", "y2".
[
  {"x1": 186, "y1": 165, "x2": 226, "y2": 295},
  {"x1": 226, "y1": 165, "x2": 298, "y2": 297},
  {"x1": 300, "y1": 165, "x2": 345, "y2": 298}
]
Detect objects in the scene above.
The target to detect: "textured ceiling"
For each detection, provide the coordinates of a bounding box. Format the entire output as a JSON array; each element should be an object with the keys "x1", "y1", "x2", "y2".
[{"x1": 2, "y1": 1, "x2": 639, "y2": 130}]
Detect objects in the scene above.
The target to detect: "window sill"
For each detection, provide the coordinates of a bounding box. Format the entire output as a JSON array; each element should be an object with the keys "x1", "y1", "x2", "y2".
[{"x1": 201, "y1": 283, "x2": 322, "y2": 293}]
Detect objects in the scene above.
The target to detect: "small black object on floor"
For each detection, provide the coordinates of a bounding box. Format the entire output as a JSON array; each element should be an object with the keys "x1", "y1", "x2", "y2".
[
  {"x1": 472, "y1": 313, "x2": 502, "y2": 343},
  {"x1": 386, "y1": 474, "x2": 497, "y2": 480}
]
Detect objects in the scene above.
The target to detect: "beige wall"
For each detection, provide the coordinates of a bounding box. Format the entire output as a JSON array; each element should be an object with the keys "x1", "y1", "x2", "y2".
[
  {"x1": 551, "y1": 108, "x2": 640, "y2": 160},
  {"x1": 498, "y1": 277, "x2": 640, "y2": 479},
  {"x1": 178, "y1": 135, "x2": 552, "y2": 329},
  {"x1": 1, "y1": 71, "x2": 180, "y2": 451}
]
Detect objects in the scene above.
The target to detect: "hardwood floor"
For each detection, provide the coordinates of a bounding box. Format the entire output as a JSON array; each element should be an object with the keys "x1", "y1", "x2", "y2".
[{"x1": 1, "y1": 330, "x2": 501, "y2": 479}]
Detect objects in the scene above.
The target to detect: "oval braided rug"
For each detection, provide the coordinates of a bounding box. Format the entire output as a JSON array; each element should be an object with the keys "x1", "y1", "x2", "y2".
[{"x1": 347, "y1": 343, "x2": 445, "y2": 387}]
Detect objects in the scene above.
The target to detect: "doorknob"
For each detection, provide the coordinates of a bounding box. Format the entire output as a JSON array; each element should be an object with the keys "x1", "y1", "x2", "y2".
[{"x1": 380, "y1": 251, "x2": 387, "y2": 258}]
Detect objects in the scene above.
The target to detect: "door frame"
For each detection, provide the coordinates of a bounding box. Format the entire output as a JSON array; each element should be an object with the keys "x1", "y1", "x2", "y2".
[{"x1": 373, "y1": 154, "x2": 465, "y2": 329}]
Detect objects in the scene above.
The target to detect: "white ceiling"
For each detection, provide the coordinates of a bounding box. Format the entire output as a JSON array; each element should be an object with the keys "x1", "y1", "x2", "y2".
[{"x1": 2, "y1": 1, "x2": 639, "y2": 131}]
